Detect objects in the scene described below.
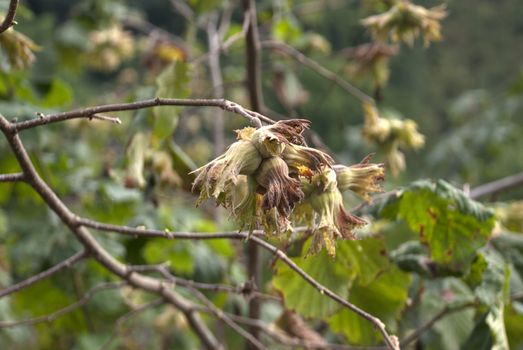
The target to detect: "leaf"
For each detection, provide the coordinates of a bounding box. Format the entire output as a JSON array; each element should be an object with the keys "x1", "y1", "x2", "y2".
[
  {"x1": 336, "y1": 237, "x2": 390, "y2": 286},
  {"x1": 328, "y1": 266, "x2": 410, "y2": 345},
  {"x1": 381, "y1": 180, "x2": 495, "y2": 272},
  {"x1": 143, "y1": 239, "x2": 194, "y2": 275},
  {"x1": 39, "y1": 78, "x2": 73, "y2": 108},
  {"x1": 461, "y1": 306, "x2": 509, "y2": 350},
  {"x1": 152, "y1": 61, "x2": 190, "y2": 142},
  {"x1": 272, "y1": 248, "x2": 351, "y2": 318}
]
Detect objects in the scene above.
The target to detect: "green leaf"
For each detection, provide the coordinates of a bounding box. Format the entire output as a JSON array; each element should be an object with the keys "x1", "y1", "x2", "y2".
[
  {"x1": 328, "y1": 266, "x2": 410, "y2": 345},
  {"x1": 40, "y1": 78, "x2": 73, "y2": 108},
  {"x1": 143, "y1": 239, "x2": 194, "y2": 275},
  {"x1": 336, "y1": 237, "x2": 390, "y2": 286},
  {"x1": 381, "y1": 180, "x2": 495, "y2": 272},
  {"x1": 152, "y1": 61, "x2": 190, "y2": 142},
  {"x1": 462, "y1": 306, "x2": 509, "y2": 350},
  {"x1": 272, "y1": 248, "x2": 351, "y2": 318}
]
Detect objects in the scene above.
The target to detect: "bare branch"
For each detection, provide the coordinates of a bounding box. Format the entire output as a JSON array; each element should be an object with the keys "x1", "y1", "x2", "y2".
[
  {"x1": 221, "y1": 12, "x2": 251, "y2": 53},
  {"x1": 207, "y1": 14, "x2": 226, "y2": 156},
  {"x1": 10, "y1": 97, "x2": 273, "y2": 131},
  {"x1": 89, "y1": 114, "x2": 122, "y2": 124},
  {"x1": 261, "y1": 40, "x2": 374, "y2": 105},
  {"x1": 469, "y1": 171, "x2": 523, "y2": 199},
  {"x1": 0, "y1": 0, "x2": 18, "y2": 34},
  {"x1": 248, "y1": 236, "x2": 399, "y2": 350},
  {"x1": 0, "y1": 172, "x2": 25, "y2": 182},
  {"x1": 400, "y1": 302, "x2": 477, "y2": 348},
  {"x1": 72, "y1": 217, "x2": 398, "y2": 349},
  {"x1": 0, "y1": 116, "x2": 223, "y2": 350},
  {"x1": 146, "y1": 265, "x2": 265, "y2": 349},
  {"x1": 0, "y1": 250, "x2": 87, "y2": 299},
  {"x1": 242, "y1": 1, "x2": 265, "y2": 345},
  {"x1": 0, "y1": 282, "x2": 125, "y2": 328},
  {"x1": 128, "y1": 263, "x2": 280, "y2": 302}
]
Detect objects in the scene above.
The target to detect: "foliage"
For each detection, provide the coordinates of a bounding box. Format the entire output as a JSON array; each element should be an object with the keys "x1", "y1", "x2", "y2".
[{"x1": 0, "y1": 0, "x2": 522, "y2": 349}]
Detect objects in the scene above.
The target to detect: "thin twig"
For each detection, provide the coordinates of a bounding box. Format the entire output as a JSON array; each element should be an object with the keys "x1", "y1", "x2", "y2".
[
  {"x1": 249, "y1": 235, "x2": 399, "y2": 350},
  {"x1": 0, "y1": 0, "x2": 19, "y2": 34},
  {"x1": 242, "y1": 1, "x2": 265, "y2": 346},
  {"x1": 10, "y1": 98, "x2": 273, "y2": 131},
  {"x1": 261, "y1": 40, "x2": 374, "y2": 105},
  {"x1": 0, "y1": 172, "x2": 25, "y2": 182},
  {"x1": 128, "y1": 263, "x2": 280, "y2": 302},
  {"x1": 153, "y1": 267, "x2": 265, "y2": 349},
  {"x1": 400, "y1": 302, "x2": 477, "y2": 348},
  {"x1": 469, "y1": 171, "x2": 523, "y2": 199},
  {"x1": 0, "y1": 282, "x2": 125, "y2": 328},
  {"x1": 72, "y1": 217, "x2": 398, "y2": 349},
  {"x1": 89, "y1": 114, "x2": 122, "y2": 124},
  {"x1": 0, "y1": 115, "x2": 223, "y2": 350},
  {"x1": 0, "y1": 250, "x2": 87, "y2": 299},
  {"x1": 207, "y1": 14, "x2": 226, "y2": 156}
]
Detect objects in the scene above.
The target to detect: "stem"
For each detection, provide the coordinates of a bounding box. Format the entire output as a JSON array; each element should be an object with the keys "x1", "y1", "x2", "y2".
[
  {"x1": 242, "y1": 0, "x2": 264, "y2": 346},
  {"x1": 469, "y1": 171, "x2": 523, "y2": 199},
  {"x1": 0, "y1": 0, "x2": 18, "y2": 34},
  {"x1": 0, "y1": 251, "x2": 87, "y2": 299}
]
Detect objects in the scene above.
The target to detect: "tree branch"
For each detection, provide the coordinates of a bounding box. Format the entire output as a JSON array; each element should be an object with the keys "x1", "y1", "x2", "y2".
[
  {"x1": 0, "y1": 250, "x2": 87, "y2": 299},
  {"x1": 242, "y1": 1, "x2": 265, "y2": 346},
  {"x1": 261, "y1": 40, "x2": 374, "y2": 105},
  {"x1": 72, "y1": 218, "x2": 398, "y2": 349},
  {"x1": 9, "y1": 98, "x2": 274, "y2": 132},
  {"x1": 0, "y1": 115, "x2": 223, "y2": 350},
  {"x1": 0, "y1": 172, "x2": 25, "y2": 182},
  {"x1": 0, "y1": 0, "x2": 18, "y2": 34},
  {"x1": 399, "y1": 302, "x2": 477, "y2": 348},
  {"x1": 469, "y1": 171, "x2": 523, "y2": 199},
  {"x1": 128, "y1": 263, "x2": 281, "y2": 302},
  {"x1": 0, "y1": 282, "x2": 125, "y2": 328}
]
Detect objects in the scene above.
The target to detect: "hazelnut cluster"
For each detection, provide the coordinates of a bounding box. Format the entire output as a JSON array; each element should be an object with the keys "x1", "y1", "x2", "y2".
[
  {"x1": 361, "y1": 0, "x2": 447, "y2": 46},
  {"x1": 192, "y1": 119, "x2": 384, "y2": 256}
]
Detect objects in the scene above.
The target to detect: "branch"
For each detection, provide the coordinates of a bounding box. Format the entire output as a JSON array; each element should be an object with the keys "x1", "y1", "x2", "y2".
[
  {"x1": 0, "y1": 116, "x2": 223, "y2": 350},
  {"x1": 0, "y1": 172, "x2": 25, "y2": 182},
  {"x1": 128, "y1": 263, "x2": 281, "y2": 302},
  {"x1": 207, "y1": 14, "x2": 226, "y2": 156},
  {"x1": 0, "y1": 0, "x2": 18, "y2": 34},
  {"x1": 148, "y1": 265, "x2": 265, "y2": 349},
  {"x1": 72, "y1": 218, "x2": 398, "y2": 349},
  {"x1": 469, "y1": 171, "x2": 523, "y2": 199},
  {"x1": 399, "y1": 302, "x2": 477, "y2": 348},
  {"x1": 242, "y1": 1, "x2": 265, "y2": 346},
  {"x1": 0, "y1": 250, "x2": 87, "y2": 299},
  {"x1": 0, "y1": 282, "x2": 125, "y2": 328},
  {"x1": 249, "y1": 236, "x2": 399, "y2": 350},
  {"x1": 261, "y1": 40, "x2": 374, "y2": 105},
  {"x1": 8, "y1": 98, "x2": 274, "y2": 132}
]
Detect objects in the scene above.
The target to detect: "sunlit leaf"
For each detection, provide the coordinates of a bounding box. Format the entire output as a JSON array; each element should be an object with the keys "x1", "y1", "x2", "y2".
[
  {"x1": 381, "y1": 180, "x2": 495, "y2": 272},
  {"x1": 328, "y1": 266, "x2": 410, "y2": 345}
]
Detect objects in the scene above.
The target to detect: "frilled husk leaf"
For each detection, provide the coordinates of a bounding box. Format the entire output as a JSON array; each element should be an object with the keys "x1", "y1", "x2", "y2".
[
  {"x1": 305, "y1": 168, "x2": 367, "y2": 256},
  {"x1": 361, "y1": 1, "x2": 447, "y2": 46},
  {"x1": 0, "y1": 28, "x2": 39, "y2": 70},
  {"x1": 334, "y1": 156, "x2": 385, "y2": 201},
  {"x1": 256, "y1": 157, "x2": 304, "y2": 222},
  {"x1": 230, "y1": 175, "x2": 260, "y2": 233},
  {"x1": 192, "y1": 140, "x2": 262, "y2": 205},
  {"x1": 282, "y1": 144, "x2": 334, "y2": 173},
  {"x1": 250, "y1": 119, "x2": 312, "y2": 158}
]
